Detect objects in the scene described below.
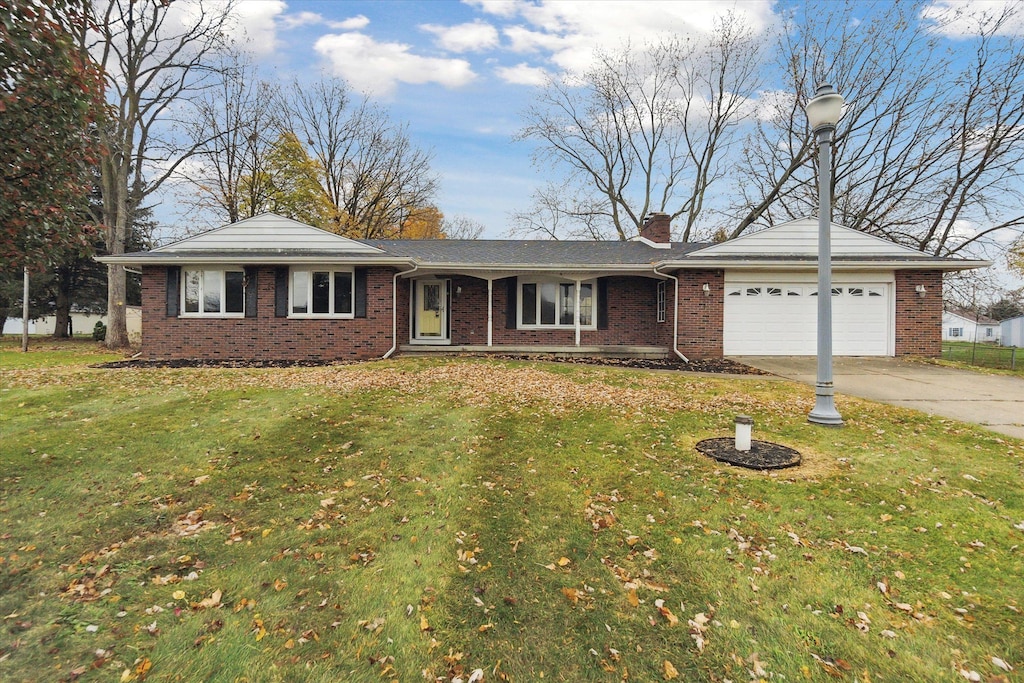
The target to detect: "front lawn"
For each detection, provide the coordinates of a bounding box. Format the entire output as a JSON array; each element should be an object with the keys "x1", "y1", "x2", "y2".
[{"x1": 1, "y1": 348, "x2": 1021, "y2": 682}]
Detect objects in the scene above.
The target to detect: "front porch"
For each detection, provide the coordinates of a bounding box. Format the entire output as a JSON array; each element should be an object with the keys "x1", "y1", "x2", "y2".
[{"x1": 398, "y1": 344, "x2": 671, "y2": 359}]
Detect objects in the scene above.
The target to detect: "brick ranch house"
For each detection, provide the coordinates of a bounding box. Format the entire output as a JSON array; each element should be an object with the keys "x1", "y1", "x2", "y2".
[{"x1": 98, "y1": 213, "x2": 987, "y2": 362}]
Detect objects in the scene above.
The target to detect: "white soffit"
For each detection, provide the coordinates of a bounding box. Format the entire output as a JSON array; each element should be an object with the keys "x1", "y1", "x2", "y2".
[
  {"x1": 688, "y1": 218, "x2": 929, "y2": 258},
  {"x1": 153, "y1": 213, "x2": 384, "y2": 254}
]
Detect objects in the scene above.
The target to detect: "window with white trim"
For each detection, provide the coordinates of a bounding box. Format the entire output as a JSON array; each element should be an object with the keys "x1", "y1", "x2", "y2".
[
  {"x1": 656, "y1": 281, "x2": 667, "y2": 323},
  {"x1": 949, "y1": 327, "x2": 963, "y2": 337},
  {"x1": 290, "y1": 268, "x2": 354, "y2": 317},
  {"x1": 182, "y1": 269, "x2": 244, "y2": 316},
  {"x1": 519, "y1": 280, "x2": 595, "y2": 328}
]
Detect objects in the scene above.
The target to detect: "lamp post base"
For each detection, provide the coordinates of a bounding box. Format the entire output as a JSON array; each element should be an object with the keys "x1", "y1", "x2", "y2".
[{"x1": 808, "y1": 383, "x2": 843, "y2": 426}]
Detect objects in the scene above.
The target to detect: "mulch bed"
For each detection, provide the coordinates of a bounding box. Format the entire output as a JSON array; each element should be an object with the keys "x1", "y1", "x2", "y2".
[
  {"x1": 91, "y1": 355, "x2": 768, "y2": 374},
  {"x1": 695, "y1": 437, "x2": 802, "y2": 470},
  {"x1": 92, "y1": 358, "x2": 348, "y2": 369}
]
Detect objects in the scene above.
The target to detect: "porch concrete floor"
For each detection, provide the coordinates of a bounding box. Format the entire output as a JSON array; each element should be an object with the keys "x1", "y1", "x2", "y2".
[{"x1": 399, "y1": 344, "x2": 672, "y2": 359}]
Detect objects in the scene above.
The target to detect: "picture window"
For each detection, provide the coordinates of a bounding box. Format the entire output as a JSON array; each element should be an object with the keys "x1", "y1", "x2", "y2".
[{"x1": 182, "y1": 269, "x2": 244, "y2": 317}]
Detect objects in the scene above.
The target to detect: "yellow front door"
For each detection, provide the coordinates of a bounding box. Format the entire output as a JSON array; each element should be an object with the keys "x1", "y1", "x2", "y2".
[{"x1": 416, "y1": 280, "x2": 445, "y2": 339}]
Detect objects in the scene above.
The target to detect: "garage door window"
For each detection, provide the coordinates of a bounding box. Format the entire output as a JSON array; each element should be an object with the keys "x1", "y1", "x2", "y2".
[{"x1": 848, "y1": 287, "x2": 864, "y2": 296}]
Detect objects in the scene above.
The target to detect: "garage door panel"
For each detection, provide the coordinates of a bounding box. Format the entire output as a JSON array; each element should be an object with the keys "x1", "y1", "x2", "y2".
[{"x1": 724, "y1": 278, "x2": 891, "y2": 356}]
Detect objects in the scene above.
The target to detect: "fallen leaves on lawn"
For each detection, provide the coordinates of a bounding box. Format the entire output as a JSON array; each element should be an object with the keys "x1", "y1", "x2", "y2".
[
  {"x1": 194, "y1": 589, "x2": 222, "y2": 609},
  {"x1": 170, "y1": 508, "x2": 216, "y2": 537}
]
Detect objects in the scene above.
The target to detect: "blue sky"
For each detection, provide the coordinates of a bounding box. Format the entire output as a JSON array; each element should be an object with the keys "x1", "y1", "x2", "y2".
[{"x1": 176, "y1": 0, "x2": 1021, "y2": 261}]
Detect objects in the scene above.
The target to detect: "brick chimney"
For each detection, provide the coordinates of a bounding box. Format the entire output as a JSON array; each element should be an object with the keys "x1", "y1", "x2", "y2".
[{"x1": 640, "y1": 212, "x2": 672, "y2": 243}]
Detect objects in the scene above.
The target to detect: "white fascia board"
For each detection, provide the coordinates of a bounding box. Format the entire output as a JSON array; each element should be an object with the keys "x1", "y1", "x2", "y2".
[
  {"x1": 655, "y1": 258, "x2": 992, "y2": 271},
  {"x1": 96, "y1": 255, "x2": 415, "y2": 266},
  {"x1": 408, "y1": 262, "x2": 657, "y2": 273}
]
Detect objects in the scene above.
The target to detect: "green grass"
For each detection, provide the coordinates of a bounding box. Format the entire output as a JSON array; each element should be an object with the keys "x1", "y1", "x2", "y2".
[
  {"x1": 940, "y1": 341, "x2": 1022, "y2": 374},
  {"x1": 1, "y1": 343, "x2": 1022, "y2": 682}
]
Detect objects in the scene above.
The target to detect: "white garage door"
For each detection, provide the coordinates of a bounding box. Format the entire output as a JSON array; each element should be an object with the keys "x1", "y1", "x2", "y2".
[{"x1": 724, "y1": 275, "x2": 893, "y2": 356}]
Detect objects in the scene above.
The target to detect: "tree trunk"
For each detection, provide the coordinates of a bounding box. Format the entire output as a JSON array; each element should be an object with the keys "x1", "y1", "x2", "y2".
[
  {"x1": 104, "y1": 168, "x2": 130, "y2": 349},
  {"x1": 53, "y1": 283, "x2": 71, "y2": 338}
]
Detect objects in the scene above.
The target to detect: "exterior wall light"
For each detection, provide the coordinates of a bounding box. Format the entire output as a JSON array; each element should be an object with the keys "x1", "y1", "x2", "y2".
[
  {"x1": 702, "y1": 283, "x2": 711, "y2": 296},
  {"x1": 915, "y1": 284, "x2": 927, "y2": 298}
]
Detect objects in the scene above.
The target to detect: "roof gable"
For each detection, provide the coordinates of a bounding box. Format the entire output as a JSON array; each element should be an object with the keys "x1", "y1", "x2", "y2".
[
  {"x1": 944, "y1": 308, "x2": 999, "y2": 326},
  {"x1": 688, "y1": 218, "x2": 928, "y2": 258},
  {"x1": 154, "y1": 214, "x2": 383, "y2": 254}
]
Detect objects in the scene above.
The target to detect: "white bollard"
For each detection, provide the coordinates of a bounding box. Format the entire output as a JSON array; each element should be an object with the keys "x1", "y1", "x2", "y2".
[{"x1": 735, "y1": 415, "x2": 753, "y2": 452}]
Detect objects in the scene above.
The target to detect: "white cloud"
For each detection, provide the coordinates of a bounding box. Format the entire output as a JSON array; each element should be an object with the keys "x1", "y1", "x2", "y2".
[
  {"x1": 330, "y1": 14, "x2": 371, "y2": 30},
  {"x1": 488, "y1": 1, "x2": 776, "y2": 75},
  {"x1": 495, "y1": 62, "x2": 549, "y2": 86},
  {"x1": 421, "y1": 20, "x2": 499, "y2": 52},
  {"x1": 921, "y1": 0, "x2": 1024, "y2": 38},
  {"x1": 463, "y1": 0, "x2": 523, "y2": 19},
  {"x1": 280, "y1": 11, "x2": 369, "y2": 31},
  {"x1": 314, "y1": 33, "x2": 477, "y2": 96},
  {"x1": 229, "y1": 0, "x2": 285, "y2": 55},
  {"x1": 278, "y1": 10, "x2": 324, "y2": 29}
]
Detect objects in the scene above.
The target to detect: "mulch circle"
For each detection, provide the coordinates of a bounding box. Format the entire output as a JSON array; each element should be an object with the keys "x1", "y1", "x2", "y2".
[{"x1": 696, "y1": 437, "x2": 801, "y2": 470}]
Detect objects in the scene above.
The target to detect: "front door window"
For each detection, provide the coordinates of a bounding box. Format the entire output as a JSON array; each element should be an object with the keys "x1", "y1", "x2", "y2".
[{"x1": 415, "y1": 280, "x2": 446, "y2": 341}]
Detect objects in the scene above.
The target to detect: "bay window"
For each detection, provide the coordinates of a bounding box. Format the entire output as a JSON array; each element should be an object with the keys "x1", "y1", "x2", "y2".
[
  {"x1": 291, "y1": 268, "x2": 353, "y2": 317},
  {"x1": 182, "y1": 269, "x2": 244, "y2": 316},
  {"x1": 519, "y1": 280, "x2": 595, "y2": 328}
]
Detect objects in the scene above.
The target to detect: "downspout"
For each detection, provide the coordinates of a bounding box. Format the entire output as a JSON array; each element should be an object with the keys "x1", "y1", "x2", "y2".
[
  {"x1": 383, "y1": 263, "x2": 419, "y2": 359},
  {"x1": 654, "y1": 265, "x2": 689, "y2": 363},
  {"x1": 487, "y1": 277, "x2": 493, "y2": 346}
]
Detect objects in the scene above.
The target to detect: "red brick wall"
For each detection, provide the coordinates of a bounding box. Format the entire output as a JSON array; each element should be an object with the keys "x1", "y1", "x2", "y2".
[
  {"x1": 895, "y1": 270, "x2": 943, "y2": 356},
  {"x1": 141, "y1": 266, "x2": 399, "y2": 361},
  {"x1": 675, "y1": 270, "x2": 724, "y2": 359}
]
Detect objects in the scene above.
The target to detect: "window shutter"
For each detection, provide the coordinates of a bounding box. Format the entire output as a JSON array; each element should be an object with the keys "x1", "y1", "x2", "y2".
[
  {"x1": 354, "y1": 268, "x2": 368, "y2": 318},
  {"x1": 275, "y1": 268, "x2": 288, "y2": 317},
  {"x1": 597, "y1": 278, "x2": 609, "y2": 330},
  {"x1": 505, "y1": 277, "x2": 517, "y2": 329},
  {"x1": 244, "y1": 267, "x2": 258, "y2": 318},
  {"x1": 166, "y1": 267, "x2": 180, "y2": 317}
]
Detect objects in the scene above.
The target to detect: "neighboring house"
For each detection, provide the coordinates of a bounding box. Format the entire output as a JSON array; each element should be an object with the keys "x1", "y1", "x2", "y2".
[
  {"x1": 942, "y1": 308, "x2": 1001, "y2": 343},
  {"x1": 2, "y1": 319, "x2": 37, "y2": 335},
  {"x1": 1002, "y1": 315, "x2": 1024, "y2": 348},
  {"x1": 96, "y1": 213, "x2": 988, "y2": 362},
  {"x1": 35, "y1": 307, "x2": 142, "y2": 342}
]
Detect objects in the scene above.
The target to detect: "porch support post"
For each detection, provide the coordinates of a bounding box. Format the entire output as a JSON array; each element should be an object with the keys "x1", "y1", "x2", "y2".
[
  {"x1": 574, "y1": 278, "x2": 581, "y2": 347},
  {"x1": 487, "y1": 277, "x2": 493, "y2": 346}
]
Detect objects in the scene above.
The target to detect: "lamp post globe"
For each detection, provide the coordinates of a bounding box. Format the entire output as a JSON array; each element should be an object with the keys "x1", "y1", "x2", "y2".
[{"x1": 806, "y1": 84, "x2": 844, "y2": 427}]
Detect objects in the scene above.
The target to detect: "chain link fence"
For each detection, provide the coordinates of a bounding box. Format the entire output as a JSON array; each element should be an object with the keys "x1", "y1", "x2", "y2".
[{"x1": 941, "y1": 342, "x2": 1019, "y2": 371}]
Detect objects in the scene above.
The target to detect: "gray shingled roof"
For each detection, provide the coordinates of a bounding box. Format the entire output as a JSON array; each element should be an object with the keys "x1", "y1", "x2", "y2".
[{"x1": 362, "y1": 239, "x2": 706, "y2": 265}]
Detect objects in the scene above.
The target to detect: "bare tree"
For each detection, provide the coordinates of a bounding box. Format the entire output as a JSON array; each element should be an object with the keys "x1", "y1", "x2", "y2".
[
  {"x1": 282, "y1": 77, "x2": 439, "y2": 239},
  {"x1": 83, "y1": 0, "x2": 235, "y2": 347},
  {"x1": 442, "y1": 214, "x2": 486, "y2": 240},
  {"x1": 515, "y1": 12, "x2": 763, "y2": 241},
  {"x1": 180, "y1": 52, "x2": 279, "y2": 225},
  {"x1": 732, "y1": 2, "x2": 1024, "y2": 258}
]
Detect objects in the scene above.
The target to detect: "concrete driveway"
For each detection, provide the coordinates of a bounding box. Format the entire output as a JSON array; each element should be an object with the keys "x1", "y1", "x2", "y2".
[{"x1": 735, "y1": 356, "x2": 1024, "y2": 440}]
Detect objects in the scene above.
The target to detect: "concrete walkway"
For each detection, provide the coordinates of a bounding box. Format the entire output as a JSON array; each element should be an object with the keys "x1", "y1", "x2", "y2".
[{"x1": 735, "y1": 356, "x2": 1024, "y2": 440}]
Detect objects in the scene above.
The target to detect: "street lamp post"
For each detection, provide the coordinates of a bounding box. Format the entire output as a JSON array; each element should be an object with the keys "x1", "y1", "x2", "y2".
[{"x1": 806, "y1": 84, "x2": 844, "y2": 426}]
